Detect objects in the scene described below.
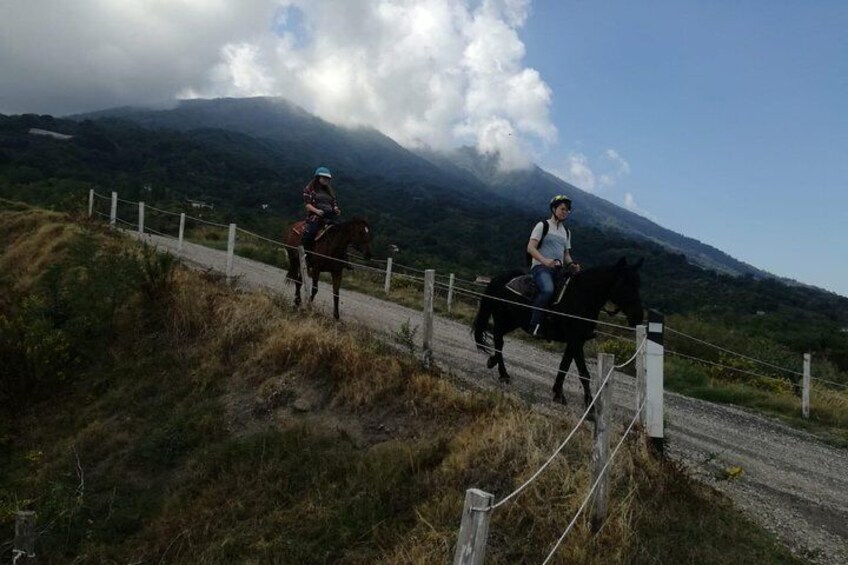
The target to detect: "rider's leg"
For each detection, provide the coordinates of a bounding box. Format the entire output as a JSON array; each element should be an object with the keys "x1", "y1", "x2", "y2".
[
  {"x1": 530, "y1": 265, "x2": 554, "y2": 335},
  {"x1": 301, "y1": 220, "x2": 320, "y2": 253}
]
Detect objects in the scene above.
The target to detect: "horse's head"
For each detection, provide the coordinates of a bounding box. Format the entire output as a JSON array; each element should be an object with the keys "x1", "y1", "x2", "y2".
[
  {"x1": 608, "y1": 257, "x2": 644, "y2": 327},
  {"x1": 347, "y1": 218, "x2": 372, "y2": 260}
]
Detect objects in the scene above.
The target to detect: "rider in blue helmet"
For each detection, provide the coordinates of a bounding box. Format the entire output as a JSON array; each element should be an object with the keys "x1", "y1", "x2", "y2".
[
  {"x1": 301, "y1": 166, "x2": 341, "y2": 253},
  {"x1": 526, "y1": 194, "x2": 580, "y2": 337}
]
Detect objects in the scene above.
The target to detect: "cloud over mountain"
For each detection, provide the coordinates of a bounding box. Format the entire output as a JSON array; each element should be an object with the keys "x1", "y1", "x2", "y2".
[{"x1": 0, "y1": 0, "x2": 555, "y2": 169}]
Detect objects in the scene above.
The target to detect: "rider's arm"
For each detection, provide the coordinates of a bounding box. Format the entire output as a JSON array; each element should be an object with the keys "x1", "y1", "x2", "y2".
[
  {"x1": 305, "y1": 203, "x2": 324, "y2": 216},
  {"x1": 563, "y1": 250, "x2": 580, "y2": 273}
]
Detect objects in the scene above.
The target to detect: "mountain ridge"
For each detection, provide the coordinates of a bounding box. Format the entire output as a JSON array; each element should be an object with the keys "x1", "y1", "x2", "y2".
[{"x1": 72, "y1": 96, "x2": 770, "y2": 280}]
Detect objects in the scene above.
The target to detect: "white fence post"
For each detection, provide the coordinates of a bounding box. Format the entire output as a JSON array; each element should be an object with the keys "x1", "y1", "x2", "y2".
[
  {"x1": 384, "y1": 257, "x2": 393, "y2": 294},
  {"x1": 422, "y1": 269, "x2": 435, "y2": 368},
  {"x1": 452, "y1": 488, "x2": 493, "y2": 565},
  {"x1": 138, "y1": 201, "x2": 145, "y2": 236},
  {"x1": 447, "y1": 273, "x2": 455, "y2": 314},
  {"x1": 226, "y1": 223, "x2": 236, "y2": 283},
  {"x1": 178, "y1": 213, "x2": 186, "y2": 252},
  {"x1": 645, "y1": 310, "x2": 665, "y2": 454},
  {"x1": 591, "y1": 352, "x2": 615, "y2": 532},
  {"x1": 110, "y1": 191, "x2": 117, "y2": 227},
  {"x1": 635, "y1": 324, "x2": 647, "y2": 425},
  {"x1": 14, "y1": 510, "x2": 36, "y2": 563},
  {"x1": 88, "y1": 189, "x2": 94, "y2": 217},
  {"x1": 298, "y1": 245, "x2": 311, "y2": 292},
  {"x1": 802, "y1": 353, "x2": 811, "y2": 418}
]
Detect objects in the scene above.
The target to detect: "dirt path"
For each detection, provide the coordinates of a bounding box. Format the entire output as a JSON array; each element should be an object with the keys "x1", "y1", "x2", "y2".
[{"x1": 141, "y1": 233, "x2": 848, "y2": 564}]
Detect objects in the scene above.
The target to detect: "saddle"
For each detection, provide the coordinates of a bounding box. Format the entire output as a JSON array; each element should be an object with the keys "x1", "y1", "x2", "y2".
[
  {"x1": 292, "y1": 220, "x2": 335, "y2": 243},
  {"x1": 506, "y1": 269, "x2": 571, "y2": 305}
]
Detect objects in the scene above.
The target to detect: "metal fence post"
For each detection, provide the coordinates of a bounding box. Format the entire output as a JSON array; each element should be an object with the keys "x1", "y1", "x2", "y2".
[
  {"x1": 645, "y1": 310, "x2": 665, "y2": 454},
  {"x1": 226, "y1": 223, "x2": 236, "y2": 282},
  {"x1": 422, "y1": 269, "x2": 435, "y2": 368},
  {"x1": 138, "y1": 201, "x2": 145, "y2": 236},
  {"x1": 453, "y1": 489, "x2": 493, "y2": 565},
  {"x1": 591, "y1": 352, "x2": 615, "y2": 532},
  {"x1": 802, "y1": 353, "x2": 811, "y2": 418},
  {"x1": 384, "y1": 257, "x2": 393, "y2": 294}
]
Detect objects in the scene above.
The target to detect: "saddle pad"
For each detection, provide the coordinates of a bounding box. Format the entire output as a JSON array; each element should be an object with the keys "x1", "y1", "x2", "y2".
[
  {"x1": 504, "y1": 274, "x2": 570, "y2": 305},
  {"x1": 292, "y1": 221, "x2": 332, "y2": 241}
]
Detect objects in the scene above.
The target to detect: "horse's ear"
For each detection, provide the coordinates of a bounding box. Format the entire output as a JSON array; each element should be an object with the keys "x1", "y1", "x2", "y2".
[{"x1": 633, "y1": 257, "x2": 644, "y2": 270}]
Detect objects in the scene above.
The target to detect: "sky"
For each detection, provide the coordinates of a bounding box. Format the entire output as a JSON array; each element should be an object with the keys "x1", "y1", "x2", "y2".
[{"x1": 1, "y1": 1, "x2": 846, "y2": 296}]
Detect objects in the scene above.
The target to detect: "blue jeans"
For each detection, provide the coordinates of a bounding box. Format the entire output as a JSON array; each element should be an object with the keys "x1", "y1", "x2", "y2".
[{"x1": 530, "y1": 265, "x2": 555, "y2": 329}]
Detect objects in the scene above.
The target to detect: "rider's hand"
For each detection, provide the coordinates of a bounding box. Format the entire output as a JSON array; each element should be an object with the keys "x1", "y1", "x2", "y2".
[
  {"x1": 568, "y1": 262, "x2": 581, "y2": 273},
  {"x1": 545, "y1": 258, "x2": 559, "y2": 269},
  {"x1": 317, "y1": 209, "x2": 325, "y2": 217},
  {"x1": 334, "y1": 206, "x2": 341, "y2": 215}
]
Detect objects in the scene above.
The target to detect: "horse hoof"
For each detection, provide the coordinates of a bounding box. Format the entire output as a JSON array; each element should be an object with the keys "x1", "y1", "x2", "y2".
[
  {"x1": 552, "y1": 392, "x2": 566, "y2": 405},
  {"x1": 499, "y1": 375, "x2": 511, "y2": 384},
  {"x1": 486, "y1": 356, "x2": 498, "y2": 369}
]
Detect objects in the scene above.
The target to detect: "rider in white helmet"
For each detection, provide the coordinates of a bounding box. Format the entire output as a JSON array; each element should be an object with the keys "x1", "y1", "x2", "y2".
[{"x1": 526, "y1": 194, "x2": 581, "y2": 337}]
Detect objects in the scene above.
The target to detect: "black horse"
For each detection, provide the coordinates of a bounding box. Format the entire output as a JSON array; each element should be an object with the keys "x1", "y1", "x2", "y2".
[{"x1": 473, "y1": 257, "x2": 644, "y2": 408}]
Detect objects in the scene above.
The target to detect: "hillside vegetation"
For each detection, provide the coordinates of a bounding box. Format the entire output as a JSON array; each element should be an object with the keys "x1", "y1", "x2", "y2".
[{"x1": 0, "y1": 204, "x2": 803, "y2": 563}]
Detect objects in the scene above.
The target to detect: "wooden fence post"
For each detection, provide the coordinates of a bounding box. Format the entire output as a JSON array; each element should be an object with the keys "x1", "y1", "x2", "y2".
[
  {"x1": 110, "y1": 191, "x2": 117, "y2": 227},
  {"x1": 422, "y1": 269, "x2": 435, "y2": 368},
  {"x1": 635, "y1": 325, "x2": 647, "y2": 426},
  {"x1": 178, "y1": 213, "x2": 186, "y2": 252},
  {"x1": 591, "y1": 352, "x2": 615, "y2": 532},
  {"x1": 645, "y1": 310, "x2": 665, "y2": 455},
  {"x1": 297, "y1": 245, "x2": 311, "y2": 294},
  {"x1": 226, "y1": 223, "x2": 236, "y2": 283},
  {"x1": 384, "y1": 257, "x2": 393, "y2": 294},
  {"x1": 138, "y1": 201, "x2": 145, "y2": 236},
  {"x1": 447, "y1": 273, "x2": 455, "y2": 314},
  {"x1": 14, "y1": 511, "x2": 36, "y2": 562},
  {"x1": 802, "y1": 353, "x2": 811, "y2": 418},
  {"x1": 453, "y1": 488, "x2": 493, "y2": 565},
  {"x1": 88, "y1": 189, "x2": 94, "y2": 217}
]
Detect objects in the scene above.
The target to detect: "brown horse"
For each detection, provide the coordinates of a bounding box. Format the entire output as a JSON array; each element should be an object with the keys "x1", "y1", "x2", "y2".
[{"x1": 284, "y1": 218, "x2": 372, "y2": 319}]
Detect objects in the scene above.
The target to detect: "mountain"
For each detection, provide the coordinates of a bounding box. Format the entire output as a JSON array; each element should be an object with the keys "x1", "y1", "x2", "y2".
[{"x1": 75, "y1": 97, "x2": 768, "y2": 278}]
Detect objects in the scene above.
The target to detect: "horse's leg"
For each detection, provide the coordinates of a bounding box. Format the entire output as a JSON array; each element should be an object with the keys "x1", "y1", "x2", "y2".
[
  {"x1": 573, "y1": 342, "x2": 594, "y2": 412},
  {"x1": 492, "y1": 330, "x2": 511, "y2": 383},
  {"x1": 331, "y1": 270, "x2": 341, "y2": 320},
  {"x1": 310, "y1": 268, "x2": 319, "y2": 303},
  {"x1": 553, "y1": 345, "x2": 575, "y2": 404}
]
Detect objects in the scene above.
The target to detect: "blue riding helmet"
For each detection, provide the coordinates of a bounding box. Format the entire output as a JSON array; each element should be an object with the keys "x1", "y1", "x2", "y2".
[{"x1": 314, "y1": 166, "x2": 332, "y2": 179}]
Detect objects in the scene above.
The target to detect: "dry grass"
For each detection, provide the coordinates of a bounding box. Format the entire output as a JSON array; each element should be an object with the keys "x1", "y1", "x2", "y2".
[
  {"x1": 0, "y1": 210, "x2": 804, "y2": 564},
  {"x1": 0, "y1": 209, "x2": 80, "y2": 292}
]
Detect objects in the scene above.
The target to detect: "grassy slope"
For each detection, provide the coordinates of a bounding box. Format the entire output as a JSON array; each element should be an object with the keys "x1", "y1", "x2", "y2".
[{"x1": 0, "y1": 205, "x2": 802, "y2": 564}]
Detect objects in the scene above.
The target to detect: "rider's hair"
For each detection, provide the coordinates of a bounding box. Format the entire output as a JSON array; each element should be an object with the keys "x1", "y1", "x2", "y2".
[{"x1": 307, "y1": 176, "x2": 336, "y2": 200}]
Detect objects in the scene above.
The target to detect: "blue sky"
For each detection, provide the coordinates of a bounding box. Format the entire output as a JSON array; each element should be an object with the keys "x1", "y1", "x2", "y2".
[
  {"x1": 1, "y1": 0, "x2": 845, "y2": 295},
  {"x1": 522, "y1": 1, "x2": 848, "y2": 295}
]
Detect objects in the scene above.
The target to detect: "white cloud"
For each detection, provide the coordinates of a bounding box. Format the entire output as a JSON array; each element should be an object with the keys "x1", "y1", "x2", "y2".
[
  {"x1": 560, "y1": 148, "x2": 631, "y2": 192},
  {"x1": 563, "y1": 153, "x2": 597, "y2": 191},
  {"x1": 0, "y1": 0, "x2": 555, "y2": 170}
]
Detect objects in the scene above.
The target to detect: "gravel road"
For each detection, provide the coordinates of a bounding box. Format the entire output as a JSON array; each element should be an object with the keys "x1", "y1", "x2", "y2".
[{"x1": 140, "y1": 232, "x2": 848, "y2": 564}]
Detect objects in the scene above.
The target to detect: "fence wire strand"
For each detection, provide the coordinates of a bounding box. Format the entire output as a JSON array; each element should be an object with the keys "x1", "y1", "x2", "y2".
[{"x1": 541, "y1": 398, "x2": 646, "y2": 564}]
